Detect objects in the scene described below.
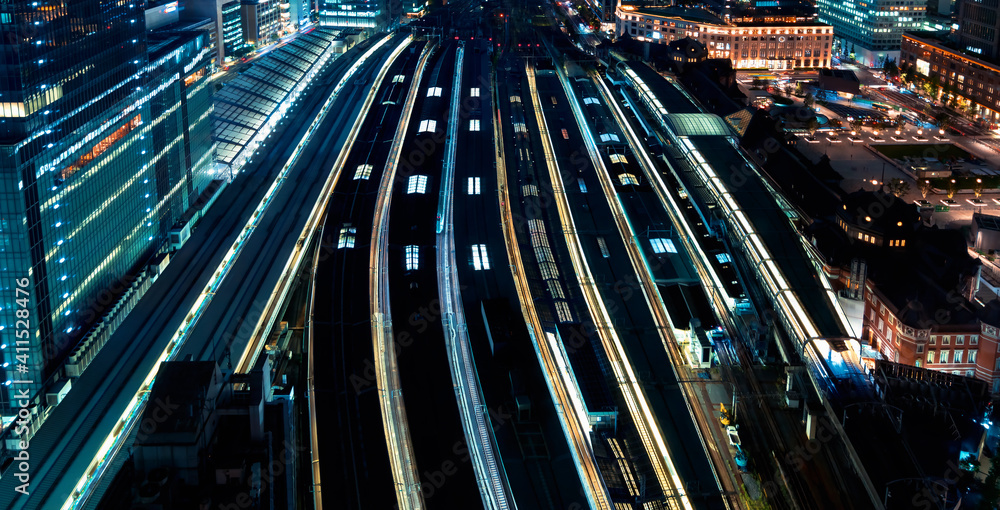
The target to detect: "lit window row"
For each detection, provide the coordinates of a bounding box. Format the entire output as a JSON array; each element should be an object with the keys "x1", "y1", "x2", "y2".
[
  {"x1": 354, "y1": 164, "x2": 373, "y2": 180},
  {"x1": 609, "y1": 153, "x2": 628, "y2": 164},
  {"x1": 619, "y1": 173, "x2": 639, "y2": 186},
  {"x1": 405, "y1": 245, "x2": 419, "y2": 270},
  {"x1": 418, "y1": 119, "x2": 437, "y2": 133}
]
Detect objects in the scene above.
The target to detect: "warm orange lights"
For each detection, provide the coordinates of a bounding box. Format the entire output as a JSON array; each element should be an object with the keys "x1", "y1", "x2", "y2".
[{"x1": 58, "y1": 115, "x2": 141, "y2": 182}]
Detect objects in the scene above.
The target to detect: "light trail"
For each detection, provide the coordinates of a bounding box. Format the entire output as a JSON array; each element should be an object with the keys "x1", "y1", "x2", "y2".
[
  {"x1": 58, "y1": 33, "x2": 399, "y2": 510},
  {"x1": 436, "y1": 43, "x2": 515, "y2": 510},
  {"x1": 297, "y1": 34, "x2": 416, "y2": 510},
  {"x1": 526, "y1": 62, "x2": 694, "y2": 510},
  {"x1": 494, "y1": 64, "x2": 611, "y2": 510},
  {"x1": 560, "y1": 64, "x2": 734, "y2": 509},
  {"x1": 617, "y1": 66, "x2": 883, "y2": 508},
  {"x1": 370, "y1": 40, "x2": 437, "y2": 510},
  {"x1": 234, "y1": 34, "x2": 416, "y2": 374}
]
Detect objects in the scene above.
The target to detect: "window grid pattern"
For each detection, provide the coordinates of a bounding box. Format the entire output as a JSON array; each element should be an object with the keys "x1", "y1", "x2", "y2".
[
  {"x1": 354, "y1": 164, "x2": 373, "y2": 180},
  {"x1": 405, "y1": 245, "x2": 419, "y2": 270},
  {"x1": 650, "y1": 238, "x2": 677, "y2": 254},
  {"x1": 407, "y1": 175, "x2": 428, "y2": 194}
]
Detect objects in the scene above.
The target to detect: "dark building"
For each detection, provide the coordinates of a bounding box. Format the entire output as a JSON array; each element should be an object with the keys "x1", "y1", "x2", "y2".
[
  {"x1": 957, "y1": 0, "x2": 1000, "y2": 60},
  {"x1": 664, "y1": 37, "x2": 708, "y2": 73},
  {"x1": 114, "y1": 356, "x2": 297, "y2": 509}
]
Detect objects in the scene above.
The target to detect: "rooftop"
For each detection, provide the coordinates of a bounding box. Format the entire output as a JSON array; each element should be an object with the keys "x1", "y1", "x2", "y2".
[{"x1": 623, "y1": 4, "x2": 828, "y2": 26}]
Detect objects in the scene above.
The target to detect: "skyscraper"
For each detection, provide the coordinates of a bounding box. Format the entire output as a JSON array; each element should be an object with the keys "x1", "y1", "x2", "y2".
[
  {"x1": 816, "y1": 0, "x2": 926, "y2": 66},
  {"x1": 957, "y1": 0, "x2": 1000, "y2": 59},
  {"x1": 319, "y1": 0, "x2": 396, "y2": 30},
  {"x1": 0, "y1": 0, "x2": 216, "y2": 422},
  {"x1": 0, "y1": 0, "x2": 153, "y2": 418}
]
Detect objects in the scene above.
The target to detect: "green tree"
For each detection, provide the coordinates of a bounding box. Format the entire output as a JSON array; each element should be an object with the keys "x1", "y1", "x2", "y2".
[
  {"x1": 806, "y1": 117, "x2": 819, "y2": 137},
  {"x1": 884, "y1": 59, "x2": 900, "y2": 79}
]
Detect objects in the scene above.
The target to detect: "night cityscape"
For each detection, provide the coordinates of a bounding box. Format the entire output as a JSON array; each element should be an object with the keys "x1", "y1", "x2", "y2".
[{"x1": 6, "y1": 0, "x2": 1000, "y2": 506}]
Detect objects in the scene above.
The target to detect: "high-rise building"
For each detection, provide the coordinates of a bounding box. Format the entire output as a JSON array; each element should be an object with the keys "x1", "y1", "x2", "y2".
[
  {"x1": 956, "y1": 0, "x2": 1000, "y2": 59},
  {"x1": 0, "y1": 0, "x2": 152, "y2": 418},
  {"x1": 222, "y1": 0, "x2": 253, "y2": 59},
  {"x1": 145, "y1": 23, "x2": 219, "y2": 240},
  {"x1": 319, "y1": 0, "x2": 394, "y2": 30},
  {"x1": 241, "y1": 0, "x2": 283, "y2": 46},
  {"x1": 816, "y1": 0, "x2": 926, "y2": 66},
  {"x1": 0, "y1": 2, "x2": 218, "y2": 422}
]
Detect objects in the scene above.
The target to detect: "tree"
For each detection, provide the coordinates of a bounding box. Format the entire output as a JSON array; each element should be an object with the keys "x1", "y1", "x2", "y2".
[
  {"x1": 804, "y1": 92, "x2": 815, "y2": 109},
  {"x1": 806, "y1": 117, "x2": 819, "y2": 138},
  {"x1": 884, "y1": 59, "x2": 900, "y2": 79},
  {"x1": 850, "y1": 118, "x2": 864, "y2": 133},
  {"x1": 887, "y1": 178, "x2": 910, "y2": 198},
  {"x1": 936, "y1": 112, "x2": 952, "y2": 131},
  {"x1": 919, "y1": 180, "x2": 932, "y2": 198},
  {"x1": 978, "y1": 457, "x2": 1000, "y2": 509}
]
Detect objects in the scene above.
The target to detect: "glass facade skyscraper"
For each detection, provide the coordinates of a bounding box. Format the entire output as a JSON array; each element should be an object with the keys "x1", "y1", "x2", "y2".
[
  {"x1": 0, "y1": 0, "x2": 216, "y2": 421},
  {"x1": 816, "y1": 0, "x2": 926, "y2": 66},
  {"x1": 223, "y1": 0, "x2": 252, "y2": 59},
  {"x1": 0, "y1": 0, "x2": 153, "y2": 418}
]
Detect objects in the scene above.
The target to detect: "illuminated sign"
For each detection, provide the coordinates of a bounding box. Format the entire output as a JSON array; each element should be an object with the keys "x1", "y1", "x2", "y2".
[{"x1": 163, "y1": 1, "x2": 178, "y2": 12}]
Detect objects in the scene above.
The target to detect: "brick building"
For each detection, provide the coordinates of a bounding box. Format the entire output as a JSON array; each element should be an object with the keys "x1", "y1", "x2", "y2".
[
  {"x1": 901, "y1": 31, "x2": 1000, "y2": 122},
  {"x1": 820, "y1": 191, "x2": 1000, "y2": 392}
]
